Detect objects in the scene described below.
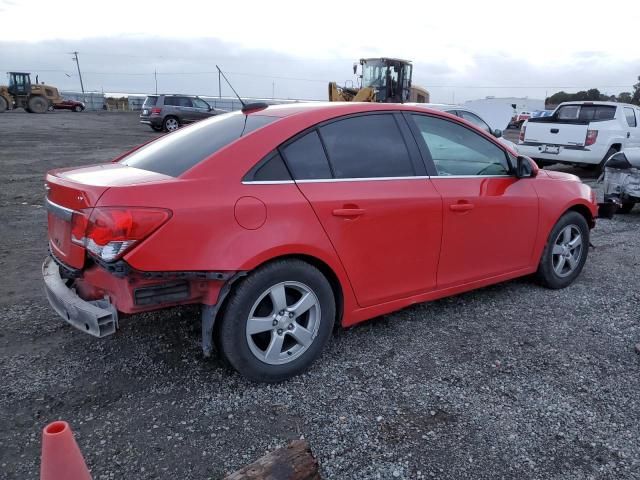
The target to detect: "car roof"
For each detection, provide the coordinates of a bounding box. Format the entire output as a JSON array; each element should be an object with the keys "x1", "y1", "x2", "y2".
[{"x1": 253, "y1": 102, "x2": 456, "y2": 119}]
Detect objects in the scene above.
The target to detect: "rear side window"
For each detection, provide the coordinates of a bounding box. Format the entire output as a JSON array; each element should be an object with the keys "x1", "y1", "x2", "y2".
[
  {"x1": 319, "y1": 114, "x2": 414, "y2": 178},
  {"x1": 120, "y1": 113, "x2": 276, "y2": 177},
  {"x1": 143, "y1": 96, "x2": 158, "y2": 107},
  {"x1": 247, "y1": 152, "x2": 291, "y2": 182},
  {"x1": 557, "y1": 105, "x2": 616, "y2": 121},
  {"x1": 164, "y1": 96, "x2": 193, "y2": 107},
  {"x1": 624, "y1": 107, "x2": 637, "y2": 127},
  {"x1": 282, "y1": 131, "x2": 332, "y2": 180}
]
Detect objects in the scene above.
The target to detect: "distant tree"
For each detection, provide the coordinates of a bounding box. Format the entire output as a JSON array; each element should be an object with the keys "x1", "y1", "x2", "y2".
[
  {"x1": 617, "y1": 92, "x2": 633, "y2": 103},
  {"x1": 632, "y1": 76, "x2": 640, "y2": 105},
  {"x1": 586, "y1": 88, "x2": 601, "y2": 101}
]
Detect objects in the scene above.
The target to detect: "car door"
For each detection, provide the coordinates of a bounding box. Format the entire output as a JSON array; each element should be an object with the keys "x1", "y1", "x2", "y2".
[
  {"x1": 407, "y1": 113, "x2": 539, "y2": 288},
  {"x1": 623, "y1": 107, "x2": 640, "y2": 148},
  {"x1": 176, "y1": 96, "x2": 196, "y2": 123},
  {"x1": 191, "y1": 97, "x2": 213, "y2": 120},
  {"x1": 282, "y1": 113, "x2": 443, "y2": 308}
]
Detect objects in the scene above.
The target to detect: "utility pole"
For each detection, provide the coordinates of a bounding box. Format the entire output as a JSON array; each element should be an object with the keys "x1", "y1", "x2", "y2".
[
  {"x1": 71, "y1": 51, "x2": 85, "y2": 103},
  {"x1": 272, "y1": 81, "x2": 275, "y2": 99},
  {"x1": 154, "y1": 70, "x2": 158, "y2": 94},
  {"x1": 218, "y1": 70, "x2": 222, "y2": 98}
]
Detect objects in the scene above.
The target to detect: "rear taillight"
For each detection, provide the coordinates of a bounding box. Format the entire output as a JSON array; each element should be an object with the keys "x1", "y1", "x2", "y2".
[
  {"x1": 71, "y1": 207, "x2": 171, "y2": 261},
  {"x1": 518, "y1": 125, "x2": 526, "y2": 143},
  {"x1": 585, "y1": 129, "x2": 598, "y2": 146},
  {"x1": 151, "y1": 107, "x2": 162, "y2": 115}
]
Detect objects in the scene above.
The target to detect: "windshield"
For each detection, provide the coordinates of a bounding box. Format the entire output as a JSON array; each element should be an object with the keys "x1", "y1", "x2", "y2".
[
  {"x1": 361, "y1": 60, "x2": 388, "y2": 89},
  {"x1": 120, "y1": 112, "x2": 276, "y2": 176}
]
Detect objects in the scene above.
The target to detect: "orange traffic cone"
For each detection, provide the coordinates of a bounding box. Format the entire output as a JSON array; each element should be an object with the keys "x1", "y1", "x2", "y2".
[{"x1": 40, "y1": 421, "x2": 92, "y2": 480}]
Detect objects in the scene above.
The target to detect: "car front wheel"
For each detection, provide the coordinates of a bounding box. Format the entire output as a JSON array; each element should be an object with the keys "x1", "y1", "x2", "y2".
[
  {"x1": 536, "y1": 211, "x2": 589, "y2": 289},
  {"x1": 218, "y1": 259, "x2": 335, "y2": 382}
]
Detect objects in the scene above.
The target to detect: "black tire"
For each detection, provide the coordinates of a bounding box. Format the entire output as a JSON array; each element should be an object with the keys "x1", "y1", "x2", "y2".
[
  {"x1": 162, "y1": 116, "x2": 180, "y2": 132},
  {"x1": 618, "y1": 202, "x2": 636, "y2": 214},
  {"x1": 74, "y1": 105, "x2": 83, "y2": 112},
  {"x1": 536, "y1": 211, "x2": 590, "y2": 289},
  {"x1": 150, "y1": 125, "x2": 163, "y2": 132},
  {"x1": 0, "y1": 96, "x2": 7, "y2": 113},
  {"x1": 218, "y1": 259, "x2": 335, "y2": 382},
  {"x1": 27, "y1": 96, "x2": 48, "y2": 114}
]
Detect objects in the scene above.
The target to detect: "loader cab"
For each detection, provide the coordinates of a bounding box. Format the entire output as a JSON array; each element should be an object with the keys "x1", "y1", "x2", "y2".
[
  {"x1": 8, "y1": 72, "x2": 32, "y2": 97},
  {"x1": 360, "y1": 58, "x2": 412, "y2": 103}
]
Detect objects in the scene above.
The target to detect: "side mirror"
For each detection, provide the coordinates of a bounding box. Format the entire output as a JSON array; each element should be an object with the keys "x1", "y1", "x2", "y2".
[
  {"x1": 492, "y1": 129, "x2": 503, "y2": 138},
  {"x1": 604, "y1": 152, "x2": 631, "y2": 170},
  {"x1": 516, "y1": 155, "x2": 536, "y2": 178}
]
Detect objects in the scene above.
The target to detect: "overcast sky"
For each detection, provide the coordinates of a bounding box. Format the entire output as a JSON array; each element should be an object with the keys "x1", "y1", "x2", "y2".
[{"x1": 1, "y1": 0, "x2": 639, "y2": 103}]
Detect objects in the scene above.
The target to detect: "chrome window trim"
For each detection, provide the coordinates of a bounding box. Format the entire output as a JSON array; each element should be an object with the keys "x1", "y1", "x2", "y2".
[
  {"x1": 242, "y1": 174, "x2": 515, "y2": 184},
  {"x1": 45, "y1": 197, "x2": 74, "y2": 221},
  {"x1": 296, "y1": 176, "x2": 432, "y2": 183},
  {"x1": 241, "y1": 180, "x2": 296, "y2": 185},
  {"x1": 430, "y1": 174, "x2": 513, "y2": 179}
]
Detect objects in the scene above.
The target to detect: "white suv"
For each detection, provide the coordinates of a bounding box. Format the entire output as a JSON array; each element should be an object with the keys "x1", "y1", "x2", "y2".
[{"x1": 518, "y1": 101, "x2": 640, "y2": 169}]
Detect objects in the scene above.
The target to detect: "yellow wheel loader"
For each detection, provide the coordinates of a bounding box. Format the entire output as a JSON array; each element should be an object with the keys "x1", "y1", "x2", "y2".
[
  {"x1": 329, "y1": 57, "x2": 429, "y2": 103},
  {"x1": 0, "y1": 72, "x2": 63, "y2": 113}
]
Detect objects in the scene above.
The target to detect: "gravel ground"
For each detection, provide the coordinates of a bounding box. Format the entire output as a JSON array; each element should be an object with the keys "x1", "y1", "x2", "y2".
[{"x1": 0, "y1": 112, "x2": 639, "y2": 479}]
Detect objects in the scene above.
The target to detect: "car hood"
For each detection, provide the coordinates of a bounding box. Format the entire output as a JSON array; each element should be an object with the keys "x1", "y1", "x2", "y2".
[{"x1": 541, "y1": 170, "x2": 580, "y2": 182}]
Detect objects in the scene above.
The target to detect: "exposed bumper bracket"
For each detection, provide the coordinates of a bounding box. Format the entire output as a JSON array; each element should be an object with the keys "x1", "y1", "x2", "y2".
[
  {"x1": 43, "y1": 256, "x2": 118, "y2": 337},
  {"x1": 200, "y1": 271, "x2": 247, "y2": 357}
]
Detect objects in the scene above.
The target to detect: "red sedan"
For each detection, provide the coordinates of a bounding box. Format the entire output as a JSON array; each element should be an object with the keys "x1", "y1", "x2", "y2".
[
  {"x1": 43, "y1": 102, "x2": 598, "y2": 382},
  {"x1": 53, "y1": 99, "x2": 85, "y2": 112}
]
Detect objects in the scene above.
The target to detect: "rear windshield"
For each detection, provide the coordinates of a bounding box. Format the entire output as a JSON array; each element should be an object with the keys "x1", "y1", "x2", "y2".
[
  {"x1": 556, "y1": 104, "x2": 616, "y2": 121},
  {"x1": 143, "y1": 96, "x2": 158, "y2": 107},
  {"x1": 120, "y1": 113, "x2": 276, "y2": 177}
]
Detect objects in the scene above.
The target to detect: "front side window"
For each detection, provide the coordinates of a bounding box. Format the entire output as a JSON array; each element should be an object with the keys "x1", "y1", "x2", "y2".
[
  {"x1": 411, "y1": 115, "x2": 510, "y2": 176},
  {"x1": 120, "y1": 113, "x2": 276, "y2": 177},
  {"x1": 192, "y1": 98, "x2": 210, "y2": 109},
  {"x1": 459, "y1": 110, "x2": 491, "y2": 134},
  {"x1": 624, "y1": 107, "x2": 637, "y2": 127},
  {"x1": 319, "y1": 114, "x2": 414, "y2": 179}
]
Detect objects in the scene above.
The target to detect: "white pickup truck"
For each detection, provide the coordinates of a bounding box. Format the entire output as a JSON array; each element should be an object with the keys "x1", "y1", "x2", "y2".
[{"x1": 517, "y1": 101, "x2": 640, "y2": 169}]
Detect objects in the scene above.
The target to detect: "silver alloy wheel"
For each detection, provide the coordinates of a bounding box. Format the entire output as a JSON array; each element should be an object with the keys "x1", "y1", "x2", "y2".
[
  {"x1": 245, "y1": 281, "x2": 321, "y2": 365},
  {"x1": 165, "y1": 118, "x2": 179, "y2": 131},
  {"x1": 551, "y1": 224, "x2": 583, "y2": 277}
]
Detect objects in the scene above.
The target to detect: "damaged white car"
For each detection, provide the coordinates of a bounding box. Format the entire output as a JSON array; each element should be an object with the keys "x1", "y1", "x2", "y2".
[{"x1": 601, "y1": 148, "x2": 640, "y2": 214}]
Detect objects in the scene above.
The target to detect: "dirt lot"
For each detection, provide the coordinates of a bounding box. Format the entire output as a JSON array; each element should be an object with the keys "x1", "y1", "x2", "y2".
[{"x1": 1, "y1": 111, "x2": 639, "y2": 479}]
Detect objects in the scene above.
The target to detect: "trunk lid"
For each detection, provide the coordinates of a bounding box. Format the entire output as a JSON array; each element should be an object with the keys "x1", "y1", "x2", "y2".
[
  {"x1": 524, "y1": 121, "x2": 588, "y2": 147},
  {"x1": 46, "y1": 163, "x2": 173, "y2": 269}
]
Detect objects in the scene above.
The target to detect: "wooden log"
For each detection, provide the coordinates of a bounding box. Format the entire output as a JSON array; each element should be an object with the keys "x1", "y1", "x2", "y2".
[{"x1": 224, "y1": 440, "x2": 320, "y2": 480}]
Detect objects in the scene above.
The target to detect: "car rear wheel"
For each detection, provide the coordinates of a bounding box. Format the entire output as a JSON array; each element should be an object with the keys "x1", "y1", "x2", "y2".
[
  {"x1": 163, "y1": 116, "x2": 180, "y2": 132},
  {"x1": 536, "y1": 211, "x2": 589, "y2": 289},
  {"x1": 218, "y1": 259, "x2": 335, "y2": 382}
]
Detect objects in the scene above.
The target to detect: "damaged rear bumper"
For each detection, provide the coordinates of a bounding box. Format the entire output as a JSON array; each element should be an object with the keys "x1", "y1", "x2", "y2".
[{"x1": 42, "y1": 256, "x2": 118, "y2": 337}]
